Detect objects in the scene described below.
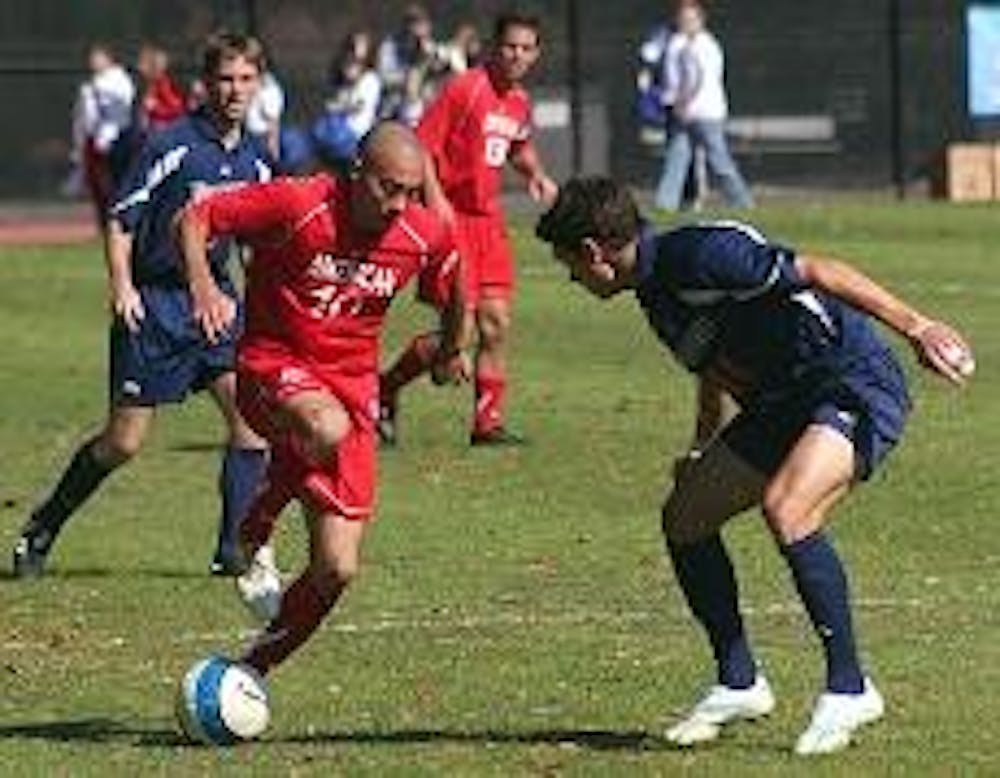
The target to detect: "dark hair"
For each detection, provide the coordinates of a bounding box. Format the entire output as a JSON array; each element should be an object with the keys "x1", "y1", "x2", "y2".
[
  {"x1": 535, "y1": 177, "x2": 641, "y2": 249},
  {"x1": 201, "y1": 30, "x2": 264, "y2": 77},
  {"x1": 494, "y1": 11, "x2": 542, "y2": 43}
]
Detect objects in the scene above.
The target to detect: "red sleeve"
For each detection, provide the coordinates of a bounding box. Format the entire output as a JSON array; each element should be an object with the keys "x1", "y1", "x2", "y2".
[
  {"x1": 417, "y1": 219, "x2": 461, "y2": 309},
  {"x1": 416, "y1": 75, "x2": 462, "y2": 161},
  {"x1": 189, "y1": 178, "x2": 306, "y2": 245},
  {"x1": 156, "y1": 77, "x2": 186, "y2": 123}
]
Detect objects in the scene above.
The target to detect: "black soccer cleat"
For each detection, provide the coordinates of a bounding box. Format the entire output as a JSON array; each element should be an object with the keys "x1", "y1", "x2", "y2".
[
  {"x1": 470, "y1": 427, "x2": 527, "y2": 448},
  {"x1": 11, "y1": 530, "x2": 49, "y2": 579}
]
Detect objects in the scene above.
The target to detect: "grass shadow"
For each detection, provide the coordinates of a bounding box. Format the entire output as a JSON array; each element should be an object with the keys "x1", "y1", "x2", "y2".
[
  {"x1": 0, "y1": 718, "x2": 663, "y2": 753},
  {"x1": 0, "y1": 718, "x2": 184, "y2": 747},
  {"x1": 281, "y1": 727, "x2": 663, "y2": 752},
  {"x1": 0, "y1": 566, "x2": 211, "y2": 583}
]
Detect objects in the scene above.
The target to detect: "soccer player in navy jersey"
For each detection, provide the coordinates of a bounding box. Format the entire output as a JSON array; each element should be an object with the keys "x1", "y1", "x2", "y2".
[
  {"x1": 535, "y1": 177, "x2": 974, "y2": 755},
  {"x1": 13, "y1": 32, "x2": 273, "y2": 578}
]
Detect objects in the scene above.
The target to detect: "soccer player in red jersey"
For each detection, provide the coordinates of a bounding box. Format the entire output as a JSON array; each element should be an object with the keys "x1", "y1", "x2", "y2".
[
  {"x1": 378, "y1": 11, "x2": 558, "y2": 447},
  {"x1": 177, "y1": 122, "x2": 468, "y2": 676}
]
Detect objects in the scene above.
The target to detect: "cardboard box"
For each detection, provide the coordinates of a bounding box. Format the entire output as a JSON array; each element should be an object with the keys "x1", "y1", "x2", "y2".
[{"x1": 935, "y1": 143, "x2": 994, "y2": 202}]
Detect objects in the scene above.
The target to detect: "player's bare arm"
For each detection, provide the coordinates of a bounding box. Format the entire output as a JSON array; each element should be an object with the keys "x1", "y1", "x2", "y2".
[
  {"x1": 103, "y1": 218, "x2": 144, "y2": 332},
  {"x1": 430, "y1": 268, "x2": 472, "y2": 385},
  {"x1": 509, "y1": 141, "x2": 558, "y2": 205},
  {"x1": 795, "y1": 254, "x2": 974, "y2": 385},
  {"x1": 177, "y1": 205, "x2": 236, "y2": 345},
  {"x1": 421, "y1": 149, "x2": 455, "y2": 225}
]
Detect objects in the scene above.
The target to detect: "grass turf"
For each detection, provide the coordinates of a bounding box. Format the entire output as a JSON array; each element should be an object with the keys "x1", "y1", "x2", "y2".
[{"x1": 0, "y1": 200, "x2": 998, "y2": 775}]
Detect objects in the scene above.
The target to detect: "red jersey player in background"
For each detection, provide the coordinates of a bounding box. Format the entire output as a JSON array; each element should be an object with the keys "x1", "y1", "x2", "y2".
[
  {"x1": 177, "y1": 122, "x2": 468, "y2": 679},
  {"x1": 378, "y1": 11, "x2": 558, "y2": 447}
]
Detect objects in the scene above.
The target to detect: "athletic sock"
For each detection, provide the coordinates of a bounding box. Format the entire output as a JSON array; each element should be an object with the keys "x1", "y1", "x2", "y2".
[
  {"x1": 381, "y1": 332, "x2": 438, "y2": 401},
  {"x1": 26, "y1": 438, "x2": 114, "y2": 553},
  {"x1": 667, "y1": 535, "x2": 756, "y2": 689},
  {"x1": 473, "y1": 371, "x2": 506, "y2": 435},
  {"x1": 239, "y1": 467, "x2": 296, "y2": 555},
  {"x1": 781, "y1": 532, "x2": 865, "y2": 694},
  {"x1": 215, "y1": 447, "x2": 269, "y2": 562},
  {"x1": 242, "y1": 571, "x2": 339, "y2": 675}
]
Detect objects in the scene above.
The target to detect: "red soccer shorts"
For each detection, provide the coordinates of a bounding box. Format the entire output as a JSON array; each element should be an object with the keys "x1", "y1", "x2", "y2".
[
  {"x1": 454, "y1": 211, "x2": 514, "y2": 308},
  {"x1": 83, "y1": 139, "x2": 113, "y2": 214},
  {"x1": 236, "y1": 344, "x2": 378, "y2": 521}
]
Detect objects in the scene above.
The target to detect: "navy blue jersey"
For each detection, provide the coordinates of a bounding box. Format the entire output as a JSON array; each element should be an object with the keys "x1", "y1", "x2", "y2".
[
  {"x1": 635, "y1": 221, "x2": 906, "y2": 413},
  {"x1": 110, "y1": 108, "x2": 273, "y2": 286}
]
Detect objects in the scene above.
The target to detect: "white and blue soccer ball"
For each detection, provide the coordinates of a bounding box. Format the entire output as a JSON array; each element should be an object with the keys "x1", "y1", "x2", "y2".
[{"x1": 176, "y1": 656, "x2": 270, "y2": 745}]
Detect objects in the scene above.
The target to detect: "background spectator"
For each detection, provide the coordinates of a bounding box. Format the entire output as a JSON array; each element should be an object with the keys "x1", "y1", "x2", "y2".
[
  {"x1": 245, "y1": 51, "x2": 285, "y2": 159},
  {"x1": 311, "y1": 30, "x2": 382, "y2": 170},
  {"x1": 636, "y1": 14, "x2": 701, "y2": 209},
  {"x1": 70, "y1": 43, "x2": 135, "y2": 229},
  {"x1": 441, "y1": 21, "x2": 483, "y2": 74},
  {"x1": 135, "y1": 42, "x2": 185, "y2": 136},
  {"x1": 654, "y1": 0, "x2": 752, "y2": 210},
  {"x1": 377, "y1": 3, "x2": 450, "y2": 124}
]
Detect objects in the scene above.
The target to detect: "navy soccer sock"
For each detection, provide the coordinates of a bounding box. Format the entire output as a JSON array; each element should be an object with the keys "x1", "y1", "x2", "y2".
[
  {"x1": 667, "y1": 534, "x2": 756, "y2": 689},
  {"x1": 215, "y1": 447, "x2": 269, "y2": 563},
  {"x1": 781, "y1": 532, "x2": 865, "y2": 694},
  {"x1": 27, "y1": 438, "x2": 114, "y2": 553}
]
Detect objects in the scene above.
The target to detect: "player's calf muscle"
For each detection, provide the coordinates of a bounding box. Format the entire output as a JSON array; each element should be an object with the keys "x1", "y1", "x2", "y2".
[
  {"x1": 309, "y1": 515, "x2": 363, "y2": 588},
  {"x1": 97, "y1": 409, "x2": 153, "y2": 464},
  {"x1": 661, "y1": 494, "x2": 721, "y2": 545}
]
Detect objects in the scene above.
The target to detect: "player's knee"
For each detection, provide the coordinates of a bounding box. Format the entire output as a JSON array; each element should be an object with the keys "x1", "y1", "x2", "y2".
[
  {"x1": 661, "y1": 484, "x2": 724, "y2": 545},
  {"x1": 761, "y1": 487, "x2": 807, "y2": 544},
  {"x1": 661, "y1": 494, "x2": 698, "y2": 545},
  {"x1": 94, "y1": 428, "x2": 145, "y2": 466},
  {"x1": 303, "y1": 405, "x2": 350, "y2": 463},
  {"x1": 477, "y1": 307, "x2": 510, "y2": 347},
  {"x1": 311, "y1": 547, "x2": 360, "y2": 592}
]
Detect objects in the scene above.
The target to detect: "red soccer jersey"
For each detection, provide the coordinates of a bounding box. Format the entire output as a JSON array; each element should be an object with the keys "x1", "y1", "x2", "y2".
[
  {"x1": 141, "y1": 73, "x2": 186, "y2": 130},
  {"x1": 190, "y1": 173, "x2": 458, "y2": 375},
  {"x1": 417, "y1": 66, "x2": 533, "y2": 216}
]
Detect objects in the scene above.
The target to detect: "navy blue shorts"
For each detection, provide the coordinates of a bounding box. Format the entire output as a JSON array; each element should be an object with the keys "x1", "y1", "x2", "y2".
[
  {"x1": 723, "y1": 351, "x2": 911, "y2": 481},
  {"x1": 109, "y1": 283, "x2": 241, "y2": 407}
]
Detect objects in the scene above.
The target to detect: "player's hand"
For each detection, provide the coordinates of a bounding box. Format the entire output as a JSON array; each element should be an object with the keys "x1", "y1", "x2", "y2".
[
  {"x1": 191, "y1": 281, "x2": 236, "y2": 345},
  {"x1": 110, "y1": 281, "x2": 145, "y2": 333},
  {"x1": 527, "y1": 174, "x2": 559, "y2": 207},
  {"x1": 907, "y1": 318, "x2": 975, "y2": 387},
  {"x1": 430, "y1": 349, "x2": 471, "y2": 386}
]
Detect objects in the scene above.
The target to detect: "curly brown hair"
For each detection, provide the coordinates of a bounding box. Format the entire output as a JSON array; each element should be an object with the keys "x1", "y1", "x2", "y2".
[{"x1": 535, "y1": 177, "x2": 641, "y2": 250}]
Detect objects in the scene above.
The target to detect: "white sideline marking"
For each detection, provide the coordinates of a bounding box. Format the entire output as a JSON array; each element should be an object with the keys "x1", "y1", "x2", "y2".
[{"x1": 0, "y1": 597, "x2": 928, "y2": 653}]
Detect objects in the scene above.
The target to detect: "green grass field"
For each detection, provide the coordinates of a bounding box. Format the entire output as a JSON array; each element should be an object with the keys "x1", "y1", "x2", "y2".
[{"x1": 1, "y1": 201, "x2": 998, "y2": 775}]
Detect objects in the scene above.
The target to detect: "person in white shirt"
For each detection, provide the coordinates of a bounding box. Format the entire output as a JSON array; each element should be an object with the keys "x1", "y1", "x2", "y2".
[
  {"x1": 72, "y1": 43, "x2": 135, "y2": 229},
  {"x1": 245, "y1": 61, "x2": 285, "y2": 160},
  {"x1": 312, "y1": 31, "x2": 383, "y2": 169},
  {"x1": 654, "y1": 1, "x2": 752, "y2": 210}
]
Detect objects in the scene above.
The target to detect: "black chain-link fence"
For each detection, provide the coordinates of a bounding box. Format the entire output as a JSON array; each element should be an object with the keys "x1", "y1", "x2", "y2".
[{"x1": 0, "y1": 0, "x2": 978, "y2": 198}]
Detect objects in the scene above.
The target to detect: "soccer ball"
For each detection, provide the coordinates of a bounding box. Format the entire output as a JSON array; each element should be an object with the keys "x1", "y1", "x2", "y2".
[{"x1": 176, "y1": 656, "x2": 270, "y2": 745}]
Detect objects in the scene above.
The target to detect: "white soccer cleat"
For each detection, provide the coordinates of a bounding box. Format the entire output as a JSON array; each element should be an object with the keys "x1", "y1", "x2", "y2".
[
  {"x1": 794, "y1": 678, "x2": 884, "y2": 756},
  {"x1": 235, "y1": 544, "x2": 283, "y2": 624},
  {"x1": 666, "y1": 675, "x2": 776, "y2": 746}
]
